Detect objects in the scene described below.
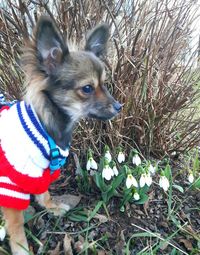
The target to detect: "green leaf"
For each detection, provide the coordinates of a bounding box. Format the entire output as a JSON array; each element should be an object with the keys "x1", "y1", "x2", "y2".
[
  {"x1": 173, "y1": 184, "x2": 184, "y2": 193},
  {"x1": 192, "y1": 177, "x2": 200, "y2": 189},
  {"x1": 88, "y1": 201, "x2": 103, "y2": 221},
  {"x1": 139, "y1": 184, "x2": 150, "y2": 194},
  {"x1": 99, "y1": 157, "x2": 105, "y2": 171},
  {"x1": 170, "y1": 248, "x2": 179, "y2": 255},
  {"x1": 102, "y1": 191, "x2": 108, "y2": 203},
  {"x1": 164, "y1": 164, "x2": 171, "y2": 180},
  {"x1": 94, "y1": 172, "x2": 105, "y2": 191},
  {"x1": 112, "y1": 173, "x2": 124, "y2": 190},
  {"x1": 67, "y1": 212, "x2": 88, "y2": 222},
  {"x1": 66, "y1": 208, "x2": 89, "y2": 222},
  {"x1": 104, "y1": 173, "x2": 125, "y2": 203},
  {"x1": 193, "y1": 149, "x2": 199, "y2": 173}
]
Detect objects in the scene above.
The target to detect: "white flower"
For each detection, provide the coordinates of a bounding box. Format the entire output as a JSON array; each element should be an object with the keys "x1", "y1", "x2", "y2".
[
  {"x1": 139, "y1": 173, "x2": 152, "y2": 187},
  {"x1": 159, "y1": 176, "x2": 170, "y2": 191},
  {"x1": 86, "y1": 160, "x2": 91, "y2": 171},
  {"x1": 145, "y1": 173, "x2": 152, "y2": 186},
  {"x1": 133, "y1": 192, "x2": 140, "y2": 200},
  {"x1": 117, "y1": 151, "x2": 125, "y2": 163},
  {"x1": 90, "y1": 158, "x2": 98, "y2": 170},
  {"x1": 112, "y1": 166, "x2": 119, "y2": 176},
  {"x1": 0, "y1": 226, "x2": 6, "y2": 241},
  {"x1": 148, "y1": 164, "x2": 156, "y2": 175},
  {"x1": 86, "y1": 157, "x2": 98, "y2": 170},
  {"x1": 126, "y1": 174, "x2": 138, "y2": 188},
  {"x1": 102, "y1": 165, "x2": 114, "y2": 181},
  {"x1": 139, "y1": 174, "x2": 146, "y2": 187},
  {"x1": 105, "y1": 151, "x2": 112, "y2": 162},
  {"x1": 132, "y1": 154, "x2": 141, "y2": 166},
  {"x1": 188, "y1": 173, "x2": 194, "y2": 183}
]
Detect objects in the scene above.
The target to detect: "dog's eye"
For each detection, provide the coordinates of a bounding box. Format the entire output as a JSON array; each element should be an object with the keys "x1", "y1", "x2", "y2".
[{"x1": 82, "y1": 85, "x2": 94, "y2": 94}]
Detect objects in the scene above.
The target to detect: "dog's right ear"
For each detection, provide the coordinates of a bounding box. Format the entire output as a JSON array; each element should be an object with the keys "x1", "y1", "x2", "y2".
[
  {"x1": 85, "y1": 24, "x2": 109, "y2": 58},
  {"x1": 35, "y1": 16, "x2": 69, "y2": 74}
]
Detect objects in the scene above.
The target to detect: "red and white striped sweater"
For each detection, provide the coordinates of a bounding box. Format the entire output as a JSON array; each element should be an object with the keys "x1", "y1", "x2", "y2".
[{"x1": 0, "y1": 103, "x2": 69, "y2": 210}]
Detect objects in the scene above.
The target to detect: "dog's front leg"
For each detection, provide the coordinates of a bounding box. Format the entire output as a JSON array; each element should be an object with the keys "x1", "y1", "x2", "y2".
[
  {"x1": 36, "y1": 191, "x2": 70, "y2": 216},
  {"x1": 1, "y1": 207, "x2": 29, "y2": 255}
]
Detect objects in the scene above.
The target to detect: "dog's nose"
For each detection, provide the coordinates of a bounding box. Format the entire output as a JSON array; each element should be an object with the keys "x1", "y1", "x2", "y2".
[{"x1": 113, "y1": 101, "x2": 122, "y2": 112}]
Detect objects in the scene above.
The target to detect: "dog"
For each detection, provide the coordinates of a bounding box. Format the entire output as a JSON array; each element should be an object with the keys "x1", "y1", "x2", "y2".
[{"x1": 0, "y1": 16, "x2": 121, "y2": 254}]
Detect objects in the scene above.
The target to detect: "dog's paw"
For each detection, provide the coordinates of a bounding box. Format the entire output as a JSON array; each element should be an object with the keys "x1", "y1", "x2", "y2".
[{"x1": 49, "y1": 194, "x2": 81, "y2": 216}]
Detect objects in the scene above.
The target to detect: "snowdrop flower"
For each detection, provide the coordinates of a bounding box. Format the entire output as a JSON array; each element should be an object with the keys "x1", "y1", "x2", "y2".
[
  {"x1": 0, "y1": 226, "x2": 6, "y2": 241},
  {"x1": 86, "y1": 157, "x2": 98, "y2": 171},
  {"x1": 188, "y1": 173, "x2": 194, "y2": 183},
  {"x1": 159, "y1": 176, "x2": 170, "y2": 191},
  {"x1": 133, "y1": 192, "x2": 140, "y2": 201},
  {"x1": 126, "y1": 174, "x2": 138, "y2": 188},
  {"x1": 105, "y1": 151, "x2": 112, "y2": 162},
  {"x1": 102, "y1": 165, "x2": 114, "y2": 181},
  {"x1": 117, "y1": 151, "x2": 125, "y2": 163},
  {"x1": 139, "y1": 173, "x2": 152, "y2": 187},
  {"x1": 112, "y1": 165, "x2": 119, "y2": 176},
  {"x1": 132, "y1": 154, "x2": 141, "y2": 166},
  {"x1": 148, "y1": 164, "x2": 156, "y2": 175}
]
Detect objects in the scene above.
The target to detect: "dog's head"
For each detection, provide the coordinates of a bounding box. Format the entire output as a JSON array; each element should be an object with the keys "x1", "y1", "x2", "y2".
[{"x1": 24, "y1": 17, "x2": 121, "y2": 122}]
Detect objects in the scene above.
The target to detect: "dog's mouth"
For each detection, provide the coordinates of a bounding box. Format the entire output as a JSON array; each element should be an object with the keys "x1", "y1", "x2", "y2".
[{"x1": 87, "y1": 101, "x2": 122, "y2": 121}]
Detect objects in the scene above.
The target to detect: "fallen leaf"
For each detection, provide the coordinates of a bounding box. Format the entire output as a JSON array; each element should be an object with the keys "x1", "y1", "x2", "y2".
[
  {"x1": 97, "y1": 250, "x2": 107, "y2": 255},
  {"x1": 184, "y1": 225, "x2": 196, "y2": 235},
  {"x1": 179, "y1": 239, "x2": 193, "y2": 250},
  {"x1": 64, "y1": 234, "x2": 73, "y2": 255},
  {"x1": 74, "y1": 241, "x2": 84, "y2": 253},
  {"x1": 94, "y1": 213, "x2": 108, "y2": 223},
  {"x1": 48, "y1": 242, "x2": 60, "y2": 255},
  {"x1": 74, "y1": 235, "x2": 85, "y2": 253},
  {"x1": 180, "y1": 211, "x2": 188, "y2": 220},
  {"x1": 134, "y1": 209, "x2": 144, "y2": 216},
  {"x1": 72, "y1": 152, "x2": 82, "y2": 175},
  {"x1": 143, "y1": 200, "x2": 149, "y2": 216},
  {"x1": 143, "y1": 191, "x2": 154, "y2": 215},
  {"x1": 158, "y1": 221, "x2": 169, "y2": 229},
  {"x1": 52, "y1": 194, "x2": 82, "y2": 209}
]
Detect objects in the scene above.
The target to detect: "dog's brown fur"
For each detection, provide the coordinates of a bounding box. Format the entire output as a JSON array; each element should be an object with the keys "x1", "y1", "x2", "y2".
[{"x1": 1, "y1": 16, "x2": 121, "y2": 254}]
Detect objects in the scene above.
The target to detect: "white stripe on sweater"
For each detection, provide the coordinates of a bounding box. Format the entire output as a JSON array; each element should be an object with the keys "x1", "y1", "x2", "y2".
[
  {"x1": 0, "y1": 176, "x2": 16, "y2": 185},
  {"x1": 0, "y1": 188, "x2": 30, "y2": 200}
]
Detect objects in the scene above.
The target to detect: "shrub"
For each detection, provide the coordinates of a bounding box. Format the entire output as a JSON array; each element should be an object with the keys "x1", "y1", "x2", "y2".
[{"x1": 1, "y1": 0, "x2": 200, "y2": 157}]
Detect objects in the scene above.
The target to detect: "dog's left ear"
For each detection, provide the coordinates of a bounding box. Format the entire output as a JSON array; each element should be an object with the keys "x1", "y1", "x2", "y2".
[
  {"x1": 85, "y1": 24, "x2": 109, "y2": 58},
  {"x1": 35, "y1": 16, "x2": 69, "y2": 74}
]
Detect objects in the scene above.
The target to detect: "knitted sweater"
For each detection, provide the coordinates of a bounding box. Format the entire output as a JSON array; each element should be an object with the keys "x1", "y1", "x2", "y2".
[{"x1": 0, "y1": 102, "x2": 69, "y2": 210}]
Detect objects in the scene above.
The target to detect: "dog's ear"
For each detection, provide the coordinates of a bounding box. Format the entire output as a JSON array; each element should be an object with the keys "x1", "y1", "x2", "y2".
[
  {"x1": 85, "y1": 24, "x2": 109, "y2": 58},
  {"x1": 35, "y1": 16, "x2": 69, "y2": 74}
]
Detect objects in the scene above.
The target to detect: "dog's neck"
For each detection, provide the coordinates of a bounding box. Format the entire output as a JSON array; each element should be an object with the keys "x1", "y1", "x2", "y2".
[{"x1": 34, "y1": 92, "x2": 75, "y2": 150}]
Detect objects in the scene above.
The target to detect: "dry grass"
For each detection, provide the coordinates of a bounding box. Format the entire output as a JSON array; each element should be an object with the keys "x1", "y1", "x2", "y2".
[{"x1": 1, "y1": 0, "x2": 200, "y2": 158}]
